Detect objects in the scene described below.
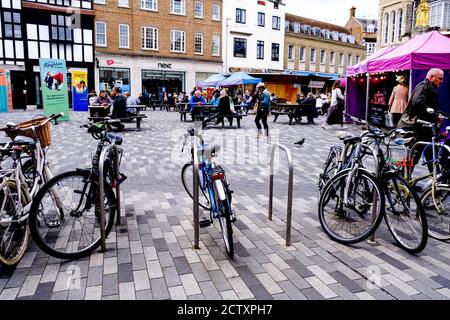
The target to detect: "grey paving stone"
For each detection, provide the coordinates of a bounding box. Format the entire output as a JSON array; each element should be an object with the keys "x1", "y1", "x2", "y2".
[
  {"x1": 131, "y1": 253, "x2": 147, "y2": 271},
  {"x1": 173, "y1": 256, "x2": 192, "y2": 275},
  {"x1": 199, "y1": 281, "x2": 222, "y2": 300},
  {"x1": 102, "y1": 274, "x2": 119, "y2": 296},
  {"x1": 329, "y1": 271, "x2": 364, "y2": 293},
  {"x1": 136, "y1": 289, "x2": 153, "y2": 300},
  {"x1": 163, "y1": 266, "x2": 182, "y2": 287},
  {"x1": 150, "y1": 278, "x2": 170, "y2": 300},
  {"x1": 249, "y1": 284, "x2": 274, "y2": 300},
  {"x1": 87, "y1": 266, "x2": 103, "y2": 287},
  {"x1": 118, "y1": 263, "x2": 134, "y2": 283}
]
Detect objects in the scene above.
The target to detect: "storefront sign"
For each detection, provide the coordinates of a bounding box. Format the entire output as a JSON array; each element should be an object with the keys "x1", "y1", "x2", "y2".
[
  {"x1": 158, "y1": 63, "x2": 172, "y2": 69},
  {"x1": 0, "y1": 68, "x2": 13, "y2": 112},
  {"x1": 72, "y1": 70, "x2": 89, "y2": 112},
  {"x1": 308, "y1": 81, "x2": 325, "y2": 89},
  {"x1": 39, "y1": 58, "x2": 70, "y2": 120}
]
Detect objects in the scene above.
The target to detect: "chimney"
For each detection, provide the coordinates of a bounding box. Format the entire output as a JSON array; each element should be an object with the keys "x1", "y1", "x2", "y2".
[{"x1": 350, "y1": 6, "x2": 356, "y2": 18}]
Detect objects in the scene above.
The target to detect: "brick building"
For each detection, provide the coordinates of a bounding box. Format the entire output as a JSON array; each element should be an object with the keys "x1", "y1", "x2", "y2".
[
  {"x1": 345, "y1": 6, "x2": 378, "y2": 56},
  {"x1": 94, "y1": 0, "x2": 223, "y2": 97},
  {"x1": 284, "y1": 13, "x2": 366, "y2": 77}
]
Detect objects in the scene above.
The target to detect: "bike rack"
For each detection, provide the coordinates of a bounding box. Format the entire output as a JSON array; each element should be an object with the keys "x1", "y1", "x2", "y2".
[
  {"x1": 192, "y1": 132, "x2": 200, "y2": 250},
  {"x1": 268, "y1": 143, "x2": 294, "y2": 246},
  {"x1": 98, "y1": 145, "x2": 123, "y2": 252}
]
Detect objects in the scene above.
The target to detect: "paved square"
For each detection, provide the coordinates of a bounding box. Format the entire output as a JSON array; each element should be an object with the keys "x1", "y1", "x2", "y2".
[{"x1": 1, "y1": 110, "x2": 450, "y2": 300}]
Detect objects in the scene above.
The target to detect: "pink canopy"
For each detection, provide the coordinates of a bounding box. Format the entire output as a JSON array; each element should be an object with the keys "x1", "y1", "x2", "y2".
[
  {"x1": 347, "y1": 45, "x2": 394, "y2": 76},
  {"x1": 368, "y1": 31, "x2": 450, "y2": 73}
]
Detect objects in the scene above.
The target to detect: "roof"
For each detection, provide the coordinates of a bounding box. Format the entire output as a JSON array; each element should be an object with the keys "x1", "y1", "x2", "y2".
[{"x1": 285, "y1": 13, "x2": 350, "y2": 34}]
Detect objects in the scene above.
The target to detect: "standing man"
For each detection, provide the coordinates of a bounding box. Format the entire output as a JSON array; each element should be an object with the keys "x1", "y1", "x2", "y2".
[
  {"x1": 109, "y1": 87, "x2": 126, "y2": 131},
  {"x1": 255, "y1": 82, "x2": 271, "y2": 139}
]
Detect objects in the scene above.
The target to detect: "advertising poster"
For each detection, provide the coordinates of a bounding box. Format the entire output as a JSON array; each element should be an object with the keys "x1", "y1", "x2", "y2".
[
  {"x1": 72, "y1": 70, "x2": 88, "y2": 112},
  {"x1": 39, "y1": 58, "x2": 70, "y2": 120},
  {"x1": 0, "y1": 68, "x2": 13, "y2": 112}
]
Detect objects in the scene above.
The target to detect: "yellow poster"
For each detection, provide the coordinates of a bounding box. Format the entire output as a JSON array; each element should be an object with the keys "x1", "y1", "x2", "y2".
[{"x1": 71, "y1": 70, "x2": 88, "y2": 111}]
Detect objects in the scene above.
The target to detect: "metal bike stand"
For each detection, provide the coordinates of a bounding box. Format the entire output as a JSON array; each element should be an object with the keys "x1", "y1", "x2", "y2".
[
  {"x1": 268, "y1": 143, "x2": 294, "y2": 246},
  {"x1": 98, "y1": 145, "x2": 123, "y2": 252},
  {"x1": 192, "y1": 133, "x2": 200, "y2": 250}
]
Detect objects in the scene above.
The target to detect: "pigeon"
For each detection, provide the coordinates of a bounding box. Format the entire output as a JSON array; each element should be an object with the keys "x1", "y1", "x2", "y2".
[{"x1": 294, "y1": 138, "x2": 305, "y2": 146}]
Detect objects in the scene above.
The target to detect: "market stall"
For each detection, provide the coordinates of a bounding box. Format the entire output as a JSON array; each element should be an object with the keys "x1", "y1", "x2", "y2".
[{"x1": 346, "y1": 31, "x2": 450, "y2": 125}]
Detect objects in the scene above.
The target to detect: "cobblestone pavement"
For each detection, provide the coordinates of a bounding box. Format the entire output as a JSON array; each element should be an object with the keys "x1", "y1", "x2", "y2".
[{"x1": 1, "y1": 110, "x2": 450, "y2": 300}]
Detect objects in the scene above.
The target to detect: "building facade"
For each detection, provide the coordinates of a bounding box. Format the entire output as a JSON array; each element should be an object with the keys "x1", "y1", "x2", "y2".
[
  {"x1": 284, "y1": 14, "x2": 366, "y2": 76},
  {"x1": 222, "y1": 0, "x2": 285, "y2": 73},
  {"x1": 94, "y1": 0, "x2": 223, "y2": 97},
  {"x1": 0, "y1": 0, "x2": 95, "y2": 108},
  {"x1": 377, "y1": 0, "x2": 414, "y2": 48},
  {"x1": 345, "y1": 6, "x2": 378, "y2": 56},
  {"x1": 426, "y1": 0, "x2": 450, "y2": 31}
]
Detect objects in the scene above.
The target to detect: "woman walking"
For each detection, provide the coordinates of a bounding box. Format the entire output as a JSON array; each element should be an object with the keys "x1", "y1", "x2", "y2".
[
  {"x1": 255, "y1": 82, "x2": 271, "y2": 138},
  {"x1": 322, "y1": 80, "x2": 345, "y2": 130},
  {"x1": 389, "y1": 75, "x2": 409, "y2": 126}
]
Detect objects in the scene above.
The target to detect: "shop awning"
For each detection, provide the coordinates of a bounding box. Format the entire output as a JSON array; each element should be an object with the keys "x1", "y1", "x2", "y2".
[
  {"x1": 219, "y1": 72, "x2": 262, "y2": 86},
  {"x1": 283, "y1": 70, "x2": 340, "y2": 80}
]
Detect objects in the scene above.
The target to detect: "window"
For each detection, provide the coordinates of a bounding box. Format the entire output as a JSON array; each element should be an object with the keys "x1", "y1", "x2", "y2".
[
  {"x1": 384, "y1": 13, "x2": 389, "y2": 44},
  {"x1": 95, "y1": 0, "x2": 106, "y2": 4},
  {"x1": 170, "y1": 0, "x2": 185, "y2": 15},
  {"x1": 257, "y1": 40, "x2": 264, "y2": 59},
  {"x1": 271, "y1": 43, "x2": 279, "y2": 61},
  {"x1": 194, "y1": 32, "x2": 203, "y2": 54},
  {"x1": 142, "y1": 26, "x2": 158, "y2": 50},
  {"x1": 272, "y1": 16, "x2": 280, "y2": 30},
  {"x1": 430, "y1": 4, "x2": 443, "y2": 27},
  {"x1": 3, "y1": 11, "x2": 21, "y2": 38},
  {"x1": 330, "y1": 51, "x2": 335, "y2": 65},
  {"x1": 397, "y1": 9, "x2": 403, "y2": 39},
  {"x1": 119, "y1": 24, "x2": 129, "y2": 48},
  {"x1": 320, "y1": 49, "x2": 326, "y2": 65},
  {"x1": 212, "y1": 4, "x2": 220, "y2": 21},
  {"x1": 141, "y1": 0, "x2": 157, "y2": 11},
  {"x1": 288, "y1": 44, "x2": 294, "y2": 61},
  {"x1": 310, "y1": 48, "x2": 316, "y2": 63},
  {"x1": 356, "y1": 55, "x2": 361, "y2": 64},
  {"x1": 367, "y1": 24, "x2": 375, "y2": 33},
  {"x1": 233, "y1": 37, "x2": 247, "y2": 58},
  {"x1": 236, "y1": 8, "x2": 246, "y2": 24},
  {"x1": 170, "y1": 30, "x2": 185, "y2": 52},
  {"x1": 444, "y1": 3, "x2": 450, "y2": 29},
  {"x1": 195, "y1": 1, "x2": 203, "y2": 18},
  {"x1": 391, "y1": 11, "x2": 396, "y2": 43},
  {"x1": 95, "y1": 21, "x2": 106, "y2": 46},
  {"x1": 299, "y1": 47, "x2": 305, "y2": 62},
  {"x1": 212, "y1": 34, "x2": 220, "y2": 56},
  {"x1": 258, "y1": 12, "x2": 265, "y2": 27},
  {"x1": 348, "y1": 54, "x2": 353, "y2": 66},
  {"x1": 339, "y1": 53, "x2": 344, "y2": 66},
  {"x1": 118, "y1": 0, "x2": 129, "y2": 7},
  {"x1": 366, "y1": 42, "x2": 376, "y2": 54}
]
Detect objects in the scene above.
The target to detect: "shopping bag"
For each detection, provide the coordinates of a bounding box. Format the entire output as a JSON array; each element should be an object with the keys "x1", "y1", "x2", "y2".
[{"x1": 385, "y1": 111, "x2": 394, "y2": 128}]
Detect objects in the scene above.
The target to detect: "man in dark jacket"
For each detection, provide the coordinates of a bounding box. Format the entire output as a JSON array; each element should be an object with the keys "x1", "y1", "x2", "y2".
[{"x1": 109, "y1": 87, "x2": 126, "y2": 131}]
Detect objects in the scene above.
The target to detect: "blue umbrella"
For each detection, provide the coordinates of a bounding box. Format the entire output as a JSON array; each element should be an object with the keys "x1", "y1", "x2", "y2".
[
  {"x1": 197, "y1": 74, "x2": 228, "y2": 87},
  {"x1": 219, "y1": 72, "x2": 262, "y2": 87}
]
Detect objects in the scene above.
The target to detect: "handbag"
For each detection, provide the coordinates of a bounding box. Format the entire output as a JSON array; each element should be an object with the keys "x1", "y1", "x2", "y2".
[
  {"x1": 385, "y1": 111, "x2": 394, "y2": 128},
  {"x1": 229, "y1": 100, "x2": 235, "y2": 113},
  {"x1": 253, "y1": 101, "x2": 259, "y2": 113}
]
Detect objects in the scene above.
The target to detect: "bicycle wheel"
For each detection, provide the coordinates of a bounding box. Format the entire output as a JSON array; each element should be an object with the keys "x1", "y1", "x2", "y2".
[
  {"x1": 318, "y1": 168, "x2": 384, "y2": 244},
  {"x1": 181, "y1": 162, "x2": 211, "y2": 210},
  {"x1": 383, "y1": 172, "x2": 427, "y2": 253},
  {"x1": 29, "y1": 170, "x2": 116, "y2": 260},
  {"x1": 214, "y1": 179, "x2": 234, "y2": 259},
  {"x1": 318, "y1": 147, "x2": 339, "y2": 193},
  {"x1": 420, "y1": 185, "x2": 450, "y2": 241},
  {"x1": 0, "y1": 180, "x2": 31, "y2": 266}
]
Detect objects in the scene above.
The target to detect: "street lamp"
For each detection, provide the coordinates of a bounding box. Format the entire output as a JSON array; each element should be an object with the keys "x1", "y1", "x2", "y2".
[{"x1": 225, "y1": 18, "x2": 231, "y2": 74}]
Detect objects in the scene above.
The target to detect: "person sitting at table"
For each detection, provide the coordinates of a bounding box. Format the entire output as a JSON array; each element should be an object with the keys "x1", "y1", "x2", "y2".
[
  {"x1": 216, "y1": 89, "x2": 235, "y2": 126},
  {"x1": 109, "y1": 87, "x2": 127, "y2": 131},
  {"x1": 210, "y1": 90, "x2": 221, "y2": 111},
  {"x1": 124, "y1": 92, "x2": 137, "y2": 115},
  {"x1": 299, "y1": 92, "x2": 317, "y2": 124},
  {"x1": 190, "y1": 90, "x2": 207, "y2": 120},
  {"x1": 91, "y1": 90, "x2": 112, "y2": 117},
  {"x1": 240, "y1": 90, "x2": 253, "y2": 114},
  {"x1": 137, "y1": 93, "x2": 149, "y2": 106}
]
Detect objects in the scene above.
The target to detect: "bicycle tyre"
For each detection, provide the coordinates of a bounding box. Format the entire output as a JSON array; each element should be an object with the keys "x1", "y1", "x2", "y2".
[
  {"x1": 181, "y1": 162, "x2": 211, "y2": 210},
  {"x1": 420, "y1": 185, "x2": 450, "y2": 241},
  {"x1": 383, "y1": 172, "x2": 427, "y2": 253},
  {"x1": 29, "y1": 170, "x2": 116, "y2": 260},
  {"x1": 318, "y1": 147, "x2": 339, "y2": 193},
  {"x1": 214, "y1": 179, "x2": 234, "y2": 259},
  {"x1": 318, "y1": 168, "x2": 384, "y2": 244},
  {"x1": 0, "y1": 180, "x2": 31, "y2": 266}
]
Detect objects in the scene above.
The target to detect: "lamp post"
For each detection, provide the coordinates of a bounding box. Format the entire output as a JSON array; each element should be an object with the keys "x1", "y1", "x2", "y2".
[{"x1": 225, "y1": 18, "x2": 231, "y2": 74}]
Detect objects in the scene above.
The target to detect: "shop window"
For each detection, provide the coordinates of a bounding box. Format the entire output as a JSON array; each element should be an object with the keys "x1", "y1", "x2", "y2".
[
  {"x1": 233, "y1": 37, "x2": 247, "y2": 58},
  {"x1": 99, "y1": 67, "x2": 130, "y2": 93}
]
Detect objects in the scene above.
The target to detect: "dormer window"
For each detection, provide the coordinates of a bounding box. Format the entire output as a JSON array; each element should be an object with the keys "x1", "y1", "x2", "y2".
[{"x1": 367, "y1": 24, "x2": 375, "y2": 33}]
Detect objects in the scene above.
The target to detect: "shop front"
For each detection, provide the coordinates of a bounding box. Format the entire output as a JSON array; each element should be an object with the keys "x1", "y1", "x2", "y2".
[{"x1": 141, "y1": 70, "x2": 185, "y2": 99}]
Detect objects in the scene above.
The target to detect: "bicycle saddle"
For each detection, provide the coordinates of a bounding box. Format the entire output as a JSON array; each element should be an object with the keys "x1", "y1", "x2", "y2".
[
  {"x1": 106, "y1": 133, "x2": 123, "y2": 146},
  {"x1": 203, "y1": 144, "x2": 221, "y2": 158},
  {"x1": 13, "y1": 135, "x2": 35, "y2": 145},
  {"x1": 336, "y1": 131, "x2": 353, "y2": 141}
]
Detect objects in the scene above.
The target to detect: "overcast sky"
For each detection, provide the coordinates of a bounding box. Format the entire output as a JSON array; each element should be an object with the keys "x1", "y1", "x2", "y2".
[{"x1": 285, "y1": 0, "x2": 378, "y2": 26}]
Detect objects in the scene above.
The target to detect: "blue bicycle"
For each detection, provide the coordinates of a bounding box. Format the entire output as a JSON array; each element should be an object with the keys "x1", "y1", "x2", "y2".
[{"x1": 181, "y1": 125, "x2": 236, "y2": 258}]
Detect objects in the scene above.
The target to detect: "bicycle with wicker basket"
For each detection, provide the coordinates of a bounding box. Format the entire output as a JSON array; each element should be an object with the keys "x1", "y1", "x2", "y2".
[{"x1": 0, "y1": 113, "x2": 63, "y2": 266}]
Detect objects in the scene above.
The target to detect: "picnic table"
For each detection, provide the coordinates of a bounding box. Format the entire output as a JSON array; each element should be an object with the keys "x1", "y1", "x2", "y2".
[
  {"x1": 88, "y1": 105, "x2": 148, "y2": 131},
  {"x1": 271, "y1": 103, "x2": 318, "y2": 125},
  {"x1": 179, "y1": 103, "x2": 217, "y2": 122}
]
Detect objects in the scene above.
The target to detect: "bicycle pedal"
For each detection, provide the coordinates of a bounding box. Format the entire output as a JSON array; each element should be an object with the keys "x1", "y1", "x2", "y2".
[
  {"x1": 199, "y1": 218, "x2": 211, "y2": 228},
  {"x1": 114, "y1": 173, "x2": 128, "y2": 187},
  {"x1": 47, "y1": 219, "x2": 61, "y2": 228}
]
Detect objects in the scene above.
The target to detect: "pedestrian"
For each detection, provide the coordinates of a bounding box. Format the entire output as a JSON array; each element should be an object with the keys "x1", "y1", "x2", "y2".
[
  {"x1": 137, "y1": 93, "x2": 149, "y2": 106},
  {"x1": 109, "y1": 87, "x2": 127, "y2": 131},
  {"x1": 255, "y1": 82, "x2": 271, "y2": 139},
  {"x1": 124, "y1": 91, "x2": 137, "y2": 115},
  {"x1": 322, "y1": 80, "x2": 345, "y2": 130},
  {"x1": 388, "y1": 75, "x2": 409, "y2": 126}
]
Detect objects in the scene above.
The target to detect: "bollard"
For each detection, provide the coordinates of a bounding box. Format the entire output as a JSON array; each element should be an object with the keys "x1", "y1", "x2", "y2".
[
  {"x1": 268, "y1": 143, "x2": 294, "y2": 246},
  {"x1": 193, "y1": 133, "x2": 200, "y2": 250}
]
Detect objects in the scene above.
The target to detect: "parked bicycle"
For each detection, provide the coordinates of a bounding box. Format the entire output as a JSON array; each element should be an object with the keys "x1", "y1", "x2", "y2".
[
  {"x1": 181, "y1": 122, "x2": 236, "y2": 258},
  {"x1": 0, "y1": 113, "x2": 63, "y2": 266},
  {"x1": 318, "y1": 117, "x2": 428, "y2": 253},
  {"x1": 28, "y1": 118, "x2": 126, "y2": 260}
]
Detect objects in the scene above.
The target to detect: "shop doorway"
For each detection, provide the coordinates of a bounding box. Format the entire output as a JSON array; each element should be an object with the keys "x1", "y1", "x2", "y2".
[
  {"x1": 10, "y1": 71, "x2": 27, "y2": 109},
  {"x1": 141, "y1": 70, "x2": 185, "y2": 100}
]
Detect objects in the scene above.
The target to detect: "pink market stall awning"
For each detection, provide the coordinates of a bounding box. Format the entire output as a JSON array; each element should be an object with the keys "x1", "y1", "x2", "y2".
[
  {"x1": 219, "y1": 72, "x2": 262, "y2": 87},
  {"x1": 368, "y1": 31, "x2": 450, "y2": 73},
  {"x1": 347, "y1": 46, "x2": 394, "y2": 76}
]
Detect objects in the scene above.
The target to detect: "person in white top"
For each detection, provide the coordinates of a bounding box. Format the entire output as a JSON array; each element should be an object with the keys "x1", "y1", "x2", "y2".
[
  {"x1": 323, "y1": 80, "x2": 346, "y2": 129},
  {"x1": 315, "y1": 91, "x2": 327, "y2": 115}
]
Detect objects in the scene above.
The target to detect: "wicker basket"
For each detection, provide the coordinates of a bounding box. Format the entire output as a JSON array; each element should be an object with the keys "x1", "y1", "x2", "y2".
[{"x1": 4, "y1": 116, "x2": 52, "y2": 148}]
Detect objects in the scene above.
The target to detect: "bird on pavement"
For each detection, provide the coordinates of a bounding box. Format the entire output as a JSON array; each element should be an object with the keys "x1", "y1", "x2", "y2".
[{"x1": 294, "y1": 138, "x2": 305, "y2": 146}]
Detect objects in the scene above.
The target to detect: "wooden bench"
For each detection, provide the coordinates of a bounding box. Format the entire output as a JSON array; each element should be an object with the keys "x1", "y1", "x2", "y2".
[
  {"x1": 272, "y1": 103, "x2": 318, "y2": 125},
  {"x1": 202, "y1": 113, "x2": 247, "y2": 129},
  {"x1": 88, "y1": 114, "x2": 147, "y2": 131},
  {"x1": 271, "y1": 110, "x2": 294, "y2": 123}
]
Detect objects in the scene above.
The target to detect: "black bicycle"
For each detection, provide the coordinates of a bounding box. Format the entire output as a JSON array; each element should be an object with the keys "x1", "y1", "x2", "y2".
[{"x1": 28, "y1": 119, "x2": 126, "y2": 260}]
